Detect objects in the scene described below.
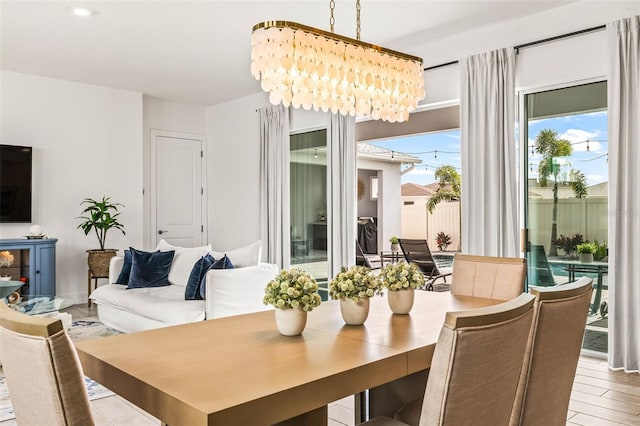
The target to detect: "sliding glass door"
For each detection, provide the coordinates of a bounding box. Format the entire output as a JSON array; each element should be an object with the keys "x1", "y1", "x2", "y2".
[
  {"x1": 290, "y1": 129, "x2": 329, "y2": 299},
  {"x1": 522, "y1": 80, "x2": 608, "y2": 353}
]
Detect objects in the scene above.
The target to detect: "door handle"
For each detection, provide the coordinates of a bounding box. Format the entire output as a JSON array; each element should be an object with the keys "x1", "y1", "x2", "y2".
[{"x1": 158, "y1": 230, "x2": 168, "y2": 235}]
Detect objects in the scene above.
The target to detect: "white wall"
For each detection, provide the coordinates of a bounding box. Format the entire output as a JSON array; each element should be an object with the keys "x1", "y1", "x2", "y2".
[
  {"x1": 0, "y1": 71, "x2": 143, "y2": 301},
  {"x1": 143, "y1": 96, "x2": 206, "y2": 248},
  {"x1": 205, "y1": 92, "x2": 271, "y2": 251}
]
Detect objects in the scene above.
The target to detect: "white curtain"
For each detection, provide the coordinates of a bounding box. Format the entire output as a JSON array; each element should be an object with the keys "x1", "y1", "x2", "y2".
[
  {"x1": 607, "y1": 16, "x2": 640, "y2": 373},
  {"x1": 460, "y1": 48, "x2": 518, "y2": 257},
  {"x1": 259, "y1": 105, "x2": 290, "y2": 268},
  {"x1": 328, "y1": 113, "x2": 357, "y2": 276}
]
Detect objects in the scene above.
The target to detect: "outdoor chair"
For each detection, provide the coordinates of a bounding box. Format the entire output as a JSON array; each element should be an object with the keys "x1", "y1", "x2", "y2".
[
  {"x1": 0, "y1": 301, "x2": 95, "y2": 426},
  {"x1": 451, "y1": 254, "x2": 526, "y2": 301},
  {"x1": 356, "y1": 239, "x2": 381, "y2": 270},
  {"x1": 510, "y1": 277, "x2": 593, "y2": 426},
  {"x1": 362, "y1": 293, "x2": 536, "y2": 426},
  {"x1": 527, "y1": 244, "x2": 556, "y2": 287},
  {"x1": 398, "y1": 239, "x2": 451, "y2": 290}
]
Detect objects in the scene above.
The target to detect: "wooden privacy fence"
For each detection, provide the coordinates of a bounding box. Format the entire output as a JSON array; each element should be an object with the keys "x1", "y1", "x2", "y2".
[
  {"x1": 528, "y1": 197, "x2": 608, "y2": 253},
  {"x1": 401, "y1": 201, "x2": 460, "y2": 251},
  {"x1": 400, "y1": 197, "x2": 608, "y2": 254}
]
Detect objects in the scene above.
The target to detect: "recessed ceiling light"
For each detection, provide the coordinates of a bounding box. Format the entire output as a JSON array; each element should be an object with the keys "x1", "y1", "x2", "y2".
[{"x1": 72, "y1": 7, "x2": 95, "y2": 17}]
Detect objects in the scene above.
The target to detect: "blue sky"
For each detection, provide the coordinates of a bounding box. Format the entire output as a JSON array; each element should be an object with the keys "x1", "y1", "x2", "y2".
[{"x1": 369, "y1": 110, "x2": 608, "y2": 187}]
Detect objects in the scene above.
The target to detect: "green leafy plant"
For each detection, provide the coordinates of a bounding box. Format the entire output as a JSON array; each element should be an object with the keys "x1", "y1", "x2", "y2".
[
  {"x1": 576, "y1": 242, "x2": 597, "y2": 254},
  {"x1": 263, "y1": 268, "x2": 322, "y2": 311},
  {"x1": 329, "y1": 266, "x2": 382, "y2": 302},
  {"x1": 76, "y1": 196, "x2": 125, "y2": 250},
  {"x1": 389, "y1": 236, "x2": 399, "y2": 244},
  {"x1": 379, "y1": 262, "x2": 425, "y2": 291},
  {"x1": 593, "y1": 241, "x2": 608, "y2": 261},
  {"x1": 435, "y1": 232, "x2": 452, "y2": 251}
]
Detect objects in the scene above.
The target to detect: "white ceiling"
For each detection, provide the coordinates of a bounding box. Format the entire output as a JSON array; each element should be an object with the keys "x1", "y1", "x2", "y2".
[{"x1": 1, "y1": 1, "x2": 575, "y2": 106}]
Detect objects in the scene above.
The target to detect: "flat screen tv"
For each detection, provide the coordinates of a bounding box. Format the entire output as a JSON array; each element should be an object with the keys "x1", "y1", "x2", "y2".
[{"x1": 0, "y1": 144, "x2": 32, "y2": 223}]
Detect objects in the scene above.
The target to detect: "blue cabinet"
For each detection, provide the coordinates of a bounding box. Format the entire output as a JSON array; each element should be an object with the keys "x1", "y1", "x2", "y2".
[{"x1": 0, "y1": 238, "x2": 57, "y2": 296}]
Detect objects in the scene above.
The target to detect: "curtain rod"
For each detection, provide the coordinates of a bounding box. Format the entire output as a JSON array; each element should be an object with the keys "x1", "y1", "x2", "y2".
[{"x1": 422, "y1": 24, "x2": 606, "y2": 72}]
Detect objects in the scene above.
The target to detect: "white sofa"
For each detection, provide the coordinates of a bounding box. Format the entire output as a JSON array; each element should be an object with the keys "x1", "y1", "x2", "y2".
[{"x1": 90, "y1": 243, "x2": 279, "y2": 333}]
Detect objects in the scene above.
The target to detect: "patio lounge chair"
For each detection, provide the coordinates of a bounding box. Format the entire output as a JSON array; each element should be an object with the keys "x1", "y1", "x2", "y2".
[
  {"x1": 398, "y1": 239, "x2": 451, "y2": 291},
  {"x1": 527, "y1": 244, "x2": 556, "y2": 287},
  {"x1": 356, "y1": 240, "x2": 381, "y2": 270}
]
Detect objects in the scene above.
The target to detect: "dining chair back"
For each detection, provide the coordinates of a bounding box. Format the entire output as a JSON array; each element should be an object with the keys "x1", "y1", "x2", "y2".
[
  {"x1": 510, "y1": 277, "x2": 593, "y2": 426},
  {"x1": 361, "y1": 293, "x2": 536, "y2": 426},
  {"x1": 0, "y1": 302, "x2": 95, "y2": 426},
  {"x1": 398, "y1": 239, "x2": 451, "y2": 290},
  {"x1": 451, "y1": 254, "x2": 526, "y2": 301}
]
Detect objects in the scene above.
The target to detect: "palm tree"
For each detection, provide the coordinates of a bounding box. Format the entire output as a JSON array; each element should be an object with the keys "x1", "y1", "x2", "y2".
[
  {"x1": 534, "y1": 129, "x2": 588, "y2": 256},
  {"x1": 427, "y1": 165, "x2": 461, "y2": 213}
]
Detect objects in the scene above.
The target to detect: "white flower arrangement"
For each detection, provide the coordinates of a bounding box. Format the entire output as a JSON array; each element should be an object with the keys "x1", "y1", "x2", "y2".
[
  {"x1": 263, "y1": 268, "x2": 322, "y2": 312},
  {"x1": 329, "y1": 265, "x2": 382, "y2": 302},
  {"x1": 380, "y1": 262, "x2": 425, "y2": 291},
  {"x1": 0, "y1": 251, "x2": 14, "y2": 268}
]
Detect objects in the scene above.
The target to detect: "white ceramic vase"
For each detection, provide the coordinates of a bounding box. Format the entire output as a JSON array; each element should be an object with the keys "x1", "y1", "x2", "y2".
[
  {"x1": 390, "y1": 243, "x2": 400, "y2": 252},
  {"x1": 275, "y1": 307, "x2": 308, "y2": 336},
  {"x1": 340, "y1": 298, "x2": 370, "y2": 325},
  {"x1": 579, "y1": 253, "x2": 594, "y2": 263},
  {"x1": 388, "y1": 288, "x2": 415, "y2": 314}
]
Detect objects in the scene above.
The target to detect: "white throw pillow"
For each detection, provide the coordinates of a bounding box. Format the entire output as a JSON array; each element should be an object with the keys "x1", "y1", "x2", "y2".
[
  {"x1": 205, "y1": 263, "x2": 278, "y2": 319},
  {"x1": 155, "y1": 240, "x2": 212, "y2": 286},
  {"x1": 210, "y1": 240, "x2": 262, "y2": 268}
]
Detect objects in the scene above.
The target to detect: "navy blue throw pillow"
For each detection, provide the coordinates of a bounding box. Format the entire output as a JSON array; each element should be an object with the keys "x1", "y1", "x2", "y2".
[
  {"x1": 115, "y1": 250, "x2": 132, "y2": 284},
  {"x1": 184, "y1": 254, "x2": 215, "y2": 300},
  {"x1": 127, "y1": 248, "x2": 175, "y2": 289},
  {"x1": 199, "y1": 255, "x2": 234, "y2": 299}
]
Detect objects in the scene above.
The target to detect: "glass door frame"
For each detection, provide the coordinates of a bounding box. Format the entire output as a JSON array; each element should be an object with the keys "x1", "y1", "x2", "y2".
[{"x1": 517, "y1": 76, "x2": 607, "y2": 291}]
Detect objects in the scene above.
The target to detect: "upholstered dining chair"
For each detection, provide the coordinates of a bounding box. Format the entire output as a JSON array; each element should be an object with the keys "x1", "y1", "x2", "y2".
[
  {"x1": 361, "y1": 292, "x2": 536, "y2": 426},
  {"x1": 398, "y1": 239, "x2": 451, "y2": 290},
  {"x1": 509, "y1": 277, "x2": 593, "y2": 426},
  {"x1": 450, "y1": 254, "x2": 526, "y2": 301},
  {"x1": 0, "y1": 301, "x2": 95, "y2": 426}
]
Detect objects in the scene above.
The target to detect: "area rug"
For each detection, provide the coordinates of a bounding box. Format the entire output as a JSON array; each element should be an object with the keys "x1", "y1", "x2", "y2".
[{"x1": 0, "y1": 316, "x2": 122, "y2": 421}]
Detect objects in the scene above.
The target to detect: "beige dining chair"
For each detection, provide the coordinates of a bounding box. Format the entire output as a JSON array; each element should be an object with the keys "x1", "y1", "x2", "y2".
[
  {"x1": 0, "y1": 301, "x2": 95, "y2": 426},
  {"x1": 450, "y1": 254, "x2": 526, "y2": 301},
  {"x1": 509, "y1": 277, "x2": 593, "y2": 426},
  {"x1": 362, "y1": 292, "x2": 536, "y2": 426}
]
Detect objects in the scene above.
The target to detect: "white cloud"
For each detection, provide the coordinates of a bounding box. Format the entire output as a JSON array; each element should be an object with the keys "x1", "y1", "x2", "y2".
[
  {"x1": 559, "y1": 129, "x2": 602, "y2": 152},
  {"x1": 587, "y1": 174, "x2": 604, "y2": 182}
]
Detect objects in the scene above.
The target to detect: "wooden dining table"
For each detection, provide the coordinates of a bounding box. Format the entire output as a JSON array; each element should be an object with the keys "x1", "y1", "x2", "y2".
[{"x1": 75, "y1": 291, "x2": 501, "y2": 425}]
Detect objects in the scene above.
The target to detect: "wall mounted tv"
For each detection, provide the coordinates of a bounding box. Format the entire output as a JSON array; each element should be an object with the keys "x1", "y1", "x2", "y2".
[{"x1": 0, "y1": 144, "x2": 32, "y2": 223}]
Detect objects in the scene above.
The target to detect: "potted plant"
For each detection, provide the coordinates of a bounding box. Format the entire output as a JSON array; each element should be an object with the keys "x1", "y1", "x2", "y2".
[
  {"x1": 576, "y1": 242, "x2": 597, "y2": 263},
  {"x1": 329, "y1": 265, "x2": 382, "y2": 325},
  {"x1": 379, "y1": 262, "x2": 425, "y2": 314},
  {"x1": 263, "y1": 268, "x2": 322, "y2": 336},
  {"x1": 389, "y1": 236, "x2": 400, "y2": 252},
  {"x1": 77, "y1": 196, "x2": 126, "y2": 277},
  {"x1": 435, "y1": 232, "x2": 452, "y2": 251}
]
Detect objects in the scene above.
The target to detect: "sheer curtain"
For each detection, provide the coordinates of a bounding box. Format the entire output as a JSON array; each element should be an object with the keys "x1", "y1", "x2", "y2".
[
  {"x1": 460, "y1": 48, "x2": 518, "y2": 257},
  {"x1": 258, "y1": 105, "x2": 290, "y2": 268},
  {"x1": 328, "y1": 113, "x2": 356, "y2": 276},
  {"x1": 608, "y1": 16, "x2": 640, "y2": 373}
]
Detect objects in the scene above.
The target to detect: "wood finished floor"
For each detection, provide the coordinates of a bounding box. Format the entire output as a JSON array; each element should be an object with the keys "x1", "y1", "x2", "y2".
[{"x1": 5, "y1": 303, "x2": 635, "y2": 426}]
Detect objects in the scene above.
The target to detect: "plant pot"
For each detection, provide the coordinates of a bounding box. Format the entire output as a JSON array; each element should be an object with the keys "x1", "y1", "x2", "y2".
[
  {"x1": 388, "y1": 288, "x2": 415, "y2": 315},
  {"x1": 275, "y1": 307, "x2": 307, "y2": 336},
  {"x1": 579, "y1": 253, "x2": 594, "y2": 263},
  {"x1": 390, "y1": 243, "x2": 400, "y2": 252},
  {"x1": 340, "y1": 298, "x2": 370, "y2": 325},
  {"x1": 87, "y1": 249, "x2": 118, "y2": 277}
]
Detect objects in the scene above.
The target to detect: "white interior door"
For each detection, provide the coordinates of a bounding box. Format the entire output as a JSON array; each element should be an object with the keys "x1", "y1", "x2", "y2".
[{"x1": 153, "y1": 132, "x2": 204, "y2": 247}]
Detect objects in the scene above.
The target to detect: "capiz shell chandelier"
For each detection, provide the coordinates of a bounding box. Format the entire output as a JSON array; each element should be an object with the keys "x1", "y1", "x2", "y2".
[{"x1": 251, "y1": 3, "x2": 425, "y2": 123}]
